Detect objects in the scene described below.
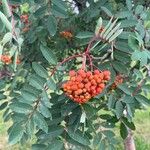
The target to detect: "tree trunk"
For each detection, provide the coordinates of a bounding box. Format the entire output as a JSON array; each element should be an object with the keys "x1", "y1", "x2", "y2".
[{"x1": 124, "y1": 129, "x2": 136, "y2": 150}]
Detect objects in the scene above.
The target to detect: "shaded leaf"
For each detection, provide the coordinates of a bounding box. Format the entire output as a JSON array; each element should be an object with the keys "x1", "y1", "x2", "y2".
[
  {"x1": 47, "y1": 15, "x2": 57, "y2": 36},
  {"x1": 8, "y1": 123, "x2": 24, "y2": 145},
  {"x1": 47, "y1": 79, "x2": 56, "y2": 91},
  {"x1": 120, "y1": 122, "x2": 128, "y2": 139},
  {"x1": 32, "y1": 62, "x2": 48, "y2": 79},
  {"x1": 40, "y1": 44, "x2": 57, "y2": 65},
  {"x1": 76, "y1": 32, "x2": 94, "y2": 39},
  {"x1": 115, "y1": 101, "x2": 124, "y2": 119},
  {"x1": 33, "y1": 111, "x2": 48, "y2": 133},
  {"x1": 67, "y1": 128, "x2": 90, "y2": 146},
  {"x1": 9, "y1": 102, "x2": 32, "y2": 114},
  {"x1": 135, "y1": 95, "x2": 150, "y2": 106},
  {"x1": 122, "y1": 117, "x2": 136, "y2": 130}
]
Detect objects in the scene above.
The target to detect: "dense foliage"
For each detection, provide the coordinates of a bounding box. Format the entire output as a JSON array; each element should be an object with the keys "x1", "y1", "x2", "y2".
[{"x1": 0, "y1": 0, "x2": 150, "y2": 149}]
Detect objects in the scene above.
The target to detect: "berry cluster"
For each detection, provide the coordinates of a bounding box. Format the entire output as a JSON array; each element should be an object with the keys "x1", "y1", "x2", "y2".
[
  {"x1": 20, "y1": 15, "x2": 29, "y2": 24},
  {"x1": 60, "y1": 31, "x2": 73, "y2": 40},
  {"x1": 0, "y1": 55, "x2": 21, "y2": 65},
  {"x1": 111, "y1": 74, "x2": 123, "y2": 89},
  {"x1": 20, "y1": 15, "x2": 30, "y2": 32},
  {"x1": 0, "y1": 55, "x2": 12, "y2": 64},
  {"x1": 62, "y1": 69, "x2": 111, "y2": 104}
]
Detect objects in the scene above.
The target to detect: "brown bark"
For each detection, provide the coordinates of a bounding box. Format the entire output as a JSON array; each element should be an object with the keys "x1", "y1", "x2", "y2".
[{"x1": 124, "y1": 129, "x2": 136, "y2": 150}]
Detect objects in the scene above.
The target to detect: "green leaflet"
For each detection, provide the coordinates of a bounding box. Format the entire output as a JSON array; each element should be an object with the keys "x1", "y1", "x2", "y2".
[
  {"x1": 0, "y1": 101, "x2": 8, "y2": 110},
  {"x1": 47, "y1": 78, "x2": 56, "y2": 91},
  {"x1": 32, "y1": 62, "x2": 48, "y2": 79},
  {"x1": 76, "y1": 32, "x2": 94, "y2": 39},
  {"x1": 95, "y1": 17, "x2": 103, "y2": 35},
  {"x1": 112, "y1": 61, "x2": 128, "y2": 74},
  {"x1": 67, "y1": 128, "x2": 90, "y2": 146},
  {"x1": 32, "y1": 144, "x2": 47, "y2": 150},
  {"x1": 51, "y1": 0, "x2": 67, "y2": 12},
  {"x1": 115, "y1": 101, "x2": 124, "y2": 119},
  {"x1": 98, "y1": 138, "x2": 106, "y2": 150},
  {"x1": 0, "y1": 92, "x2": 7, "y2": 100},
  {"x1": 0, "y1": 11, "x2": 12, "y2": 31},
  {"x1": 8, "y1": 123, "x2": 24, "y2": 145},
  {"x1": 9, "y1": 102, "x2": 32, "y2": 114},
  {"x1": 101, "y1": 6, "x2": 113, "y2": 17},
  {"x1": 47, "y1": 140, "x2": 64, "y2": 150},
  {"x1": 135, "y1": 95, "x2": 150, "y2": 106},
  {"x1": 21, "y1": 90, "x2": 37, "y2": 103},
  {"x1": 39, "y1": 125, "x2": 64, "y2": 139},
  {"x1": 41, "y1": 91, "x2": 53, "y2": 108},
  {"x1": 120, "y1": 122, "x2": 128, "y2": 139},
  {"x1": 47, "y1": 15, "x2": 57, "y2": 36},
  {"x1": 126, "y1": 0, "x2": 132, "y2": 11},
  {"x1": 33, "y1": 111, "x2": 48, "y2": 133},
  {"x1": 118, "y1": 84, "x2": 132, "y2": 95},
  {"x1": 26, "y1": 118, "x2": 35, "y2": 137},
  {"x1": 122, "y1": 117, "x2": 136, "y2": 130},
  {"x1": 40, "y1": 44, "x2": 57, "y2": 65},
  {"x1": 2, "y1": 0, "x2": 11, "y2": 17},
  {"x1": 51, "y1": 4, "x2": 68, "y2": 18},
  {"x1": 38, "y1": 103, "x2": 52, "y2": 118},
  {"x1": 29, "y1": 74, "x2": 46, "y2": 90}
]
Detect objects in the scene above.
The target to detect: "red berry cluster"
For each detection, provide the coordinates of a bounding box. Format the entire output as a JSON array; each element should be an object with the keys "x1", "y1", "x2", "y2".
[
  {"x1": 0, "y1": 55, "x2": 21, "y2": 65},
  {"x1": 62, "y1": 69, "x2": 111, "y2": 104},
  {"x1": 0, "y1": 55, "x2": 12, "y2": 64},
  {"x1": 20, "y1": 15, "x2": 30, "y2": 32},
  {"x1": 111, "y1": 74, "x2": 123, "y2": 89},
  {"x1": 60, "y1": 31, "x2": 73, "y2": 40},
  {"x1": 20, "y1": 15, "x2": 29, "y2": 24}
]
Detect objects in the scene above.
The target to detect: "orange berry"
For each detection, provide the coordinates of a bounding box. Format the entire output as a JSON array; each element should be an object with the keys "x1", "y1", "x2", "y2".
[
  {"x1": 83, "y1": 78, "x2": 89, "y2": 83},
  {"x1": 71, "y1": 85, "x2": 78, "y2": 90},
  {"x1": 96, "y1": 87, "x2": 102, "y2": 93},
  {"x1": 69, "y1": 70, "x2": 76, "y2": 77},
  {"x1": 92, "y1": 90, "x2": 97, "y2": 94},
  {"x1": 78, "y1": 83, "x2": 84, "y2": 89},
  {"x1": 80, "y1": 95, "x2": 85, "y2": 99},
  {"x1": 77, "y1": 69, "x2": 84, "y2": 75},
  {"x1": 97, "y1": 78, "x2": 102, "y2": 83},
  {"x1": 67, "y1": 90, "x2": 72, "y2": 94},
  {"x1": 99, "y1": 83, "x2": 105, "y2": 89},
  {"x1": 99, "y1": 73, "x2": 104, "y2": 79},
  {"x1": 94, "y1": 70, "x2": 100, "y2": 74},
  {"x1": 76, "y1": 76, "x2": 82, "y2": 82},
  {"x1": 91, "y1": 86, "x2": 96, "y2": 91},
  {"x1": 91, "y1": 79, "x2": 97, "y2": 85},
  {"x1": 104, "y1": 75, "x2": 111, "y2": 81},
  {"x1": 77, "y1": 89, "x2": 83, "y2": 94},
  {"x1": 66, "y1": 86, "x2": 71, "y2": 90},
  {"x1": 86, "y1": 71, "x2": 92, "y2": 77},
  {"x1": 82, "y1": 88, "x2": 87, "y2": 93},
  {"x1": 94, "y1": 75, "x2": 99, "y2": 80},
  {"x1": 103, "y1": 70, "x2": 111, "y2": 76},
  {"x1": 89, "y1": 75, "x2": 93, "y2": 80},
  {"x1": 85, "y1": 83, "x2": 90, "y2": 89},
  {"x1": 78, "y1": 69, "x2": 86, "y2": 77},
  {"x1": 70, "y1": 77, "x2": 76, "y2": 81}
]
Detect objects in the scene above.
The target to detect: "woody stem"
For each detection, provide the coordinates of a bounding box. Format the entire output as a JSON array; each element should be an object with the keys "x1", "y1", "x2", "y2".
[{"x1": 50, "y1": 54, "x2": 83, "y2": 77}]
